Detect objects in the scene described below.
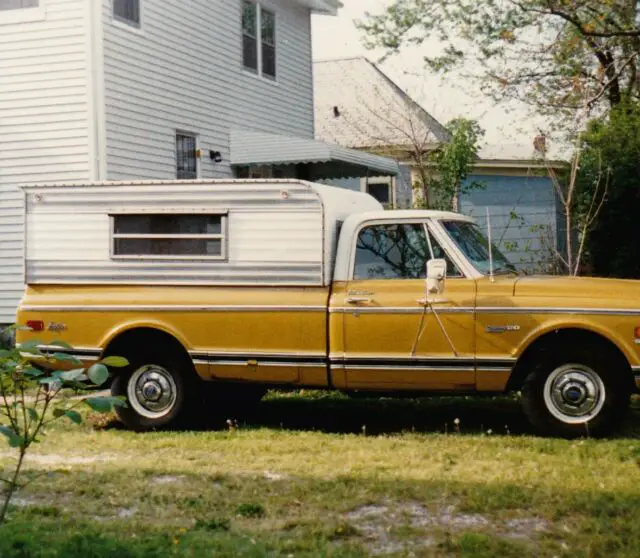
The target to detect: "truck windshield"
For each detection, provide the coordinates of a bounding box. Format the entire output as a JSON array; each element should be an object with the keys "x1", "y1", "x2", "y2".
[{"x1": 441, "y1": 220, "x2": 517, "y2": 276}]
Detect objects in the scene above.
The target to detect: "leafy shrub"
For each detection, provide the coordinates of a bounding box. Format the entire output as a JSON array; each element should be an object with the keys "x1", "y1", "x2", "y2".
[
  {"x1": 195, "y1": 517, "x2": 231, "y2": 531},
  {"x1": 235, "y1": 503, "x2": 265, "y2": 518},
  {"x1": 0, "y1": 328, "x2": 128, "y2": 524}
]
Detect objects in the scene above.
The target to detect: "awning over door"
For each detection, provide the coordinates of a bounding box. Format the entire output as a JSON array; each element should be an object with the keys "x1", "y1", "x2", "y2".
[{"x1": 230, "y1": 130, "x2": 399, "y2": 179}]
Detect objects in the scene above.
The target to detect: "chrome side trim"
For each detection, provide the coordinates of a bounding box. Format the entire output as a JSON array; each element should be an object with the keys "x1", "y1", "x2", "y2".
[
  {"x1": 21, "y1": 305, "x2": 327, "y2": 313},
  {"x1": 331, "y1": 306, "x2": 640, "y2": 316},
  {"x1": 189, "y1": 350, "x2": 327, "y2": 360},
  {"x1": 207, "y1": 360, "x2": 322, "y2": 368},
  {"x1": 36, "y1": 344, "x2": 102, "y2": 354},
  {"x1": 23, "y1": 305, "x2": 640, "y2": 317},
  {"x1": 477, "y1": 307, "x2": 640, "y2": 316},
  {"x1": 328, "y1": 354, "x2": 517, "y2": 364},
  {"x1": 340, "y1": 364, "x2": 476, "y2": 373},
  {"x1": 330, "y1": 307, "x2": 473, "y2": 315}
]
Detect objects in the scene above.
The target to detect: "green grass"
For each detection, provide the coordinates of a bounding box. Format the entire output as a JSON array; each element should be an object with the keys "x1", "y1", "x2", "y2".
[{"x1": 1, "y1": 391, "x2": 639, "y2": 557}]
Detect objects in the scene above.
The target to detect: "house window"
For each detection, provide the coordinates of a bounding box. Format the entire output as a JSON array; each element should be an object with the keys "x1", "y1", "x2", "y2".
[
  {"x1": 242, "y1": 1, "x2": 276, "y2": 79},
  {"x1": 242, "y1": 2, "x2": 258, "y2": 72},
  {"x1": 261, "y1": 8, "x2": 276, "y2": 78},
  {"x1": 113, "y1": 0, "x2": 140, "y2": 27},
  {"x1": 111, "y1": 214, "x2": 227, "y2": 260},
  {"x1": 366, "y1": 178, "x2": 393, "y2": 208},
  {"x1": 0, "y1": 0, "x2": 38, "y2": 9},
  {"x1": 176, "y1": 133, "x2": 198, "y2": 179}
]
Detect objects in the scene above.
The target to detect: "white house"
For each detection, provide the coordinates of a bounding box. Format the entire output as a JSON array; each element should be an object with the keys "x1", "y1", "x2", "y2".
[{"x1": 0, "y1": 1, "x2": 397, "y2": 324}]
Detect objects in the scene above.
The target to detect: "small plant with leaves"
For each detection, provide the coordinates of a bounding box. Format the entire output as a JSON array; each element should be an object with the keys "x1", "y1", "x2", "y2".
[
  {"x1": 236, "y1": 503, "x2": 265, "y2": 519},
  {"x1": 0, "y1": 328, "x2": 128, "y2": 525}
]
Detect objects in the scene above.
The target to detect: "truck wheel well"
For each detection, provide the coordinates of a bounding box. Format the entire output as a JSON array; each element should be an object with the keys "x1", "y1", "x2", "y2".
[
  {"x1": 507, "y1": 328, "x2": 633, "y2": 392},
  {"x1": 102, "y1": 328, "x2": 193, "y2": 374}
]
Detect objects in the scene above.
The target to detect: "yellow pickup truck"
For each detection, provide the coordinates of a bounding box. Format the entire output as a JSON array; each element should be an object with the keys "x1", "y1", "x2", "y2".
[{"x1": 15, "y1": 179, "x2": 640, "y2": 437}]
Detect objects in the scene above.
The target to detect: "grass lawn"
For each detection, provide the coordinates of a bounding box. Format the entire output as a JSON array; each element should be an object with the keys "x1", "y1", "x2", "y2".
[{"x1": 1, "y1": 391, "x2": 639, "y2": 557}]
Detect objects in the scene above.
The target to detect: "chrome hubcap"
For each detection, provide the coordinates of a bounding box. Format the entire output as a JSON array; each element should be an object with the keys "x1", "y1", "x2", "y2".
[
  {"x1": 127, "y1": 365, "x2": 177, "y2": 419},
  {"x1": 543, "y1": 364, "x2": 606, "y2": 424}
]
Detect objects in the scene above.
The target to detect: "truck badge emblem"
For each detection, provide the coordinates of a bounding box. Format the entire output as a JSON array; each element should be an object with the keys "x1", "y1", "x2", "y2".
[{"x1": 486, "y1": 325, "x2": 520, "y2": 334}]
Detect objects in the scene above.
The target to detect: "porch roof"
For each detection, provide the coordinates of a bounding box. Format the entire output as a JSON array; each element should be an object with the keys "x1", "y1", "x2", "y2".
[{"x1": 229, "y1": 130, "x2": 400, "y2": 178}]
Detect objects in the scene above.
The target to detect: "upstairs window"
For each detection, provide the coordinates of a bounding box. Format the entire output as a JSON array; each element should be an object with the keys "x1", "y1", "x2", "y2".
[
  {"x1": 0, "y1": 0, "x2": 38, "y2": 9},
  {"x1": 111, "y1": 214, "x2": 227, "y2": 260},
  {"x1": 242, "y1": 2, "x2": 258, "y2": 72},
  {"x1": 261, "y1": 8, "x2": 275, "y2": 78},
  {"x1": 113, "y1": 0, "x2": 140, "y2": 27},
  {"x1": 242, "y1": 1, "x2": 276, "y2": 79},
  {"x1": 176, "y1": 133, "x2": 198, "y2": 179}
]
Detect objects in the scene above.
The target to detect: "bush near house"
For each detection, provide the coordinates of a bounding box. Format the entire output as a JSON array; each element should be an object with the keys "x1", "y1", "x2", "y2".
[{"x1": 0, "y1": 327, "x2": 14, "y2": 350}]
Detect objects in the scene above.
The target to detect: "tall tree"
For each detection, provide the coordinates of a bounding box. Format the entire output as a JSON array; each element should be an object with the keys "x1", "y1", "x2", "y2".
[
  {"x1": 577, "y1": 99, "x2": 640, "y2": 277},
  {"x1": 357, "y1": 1, "x2": 640, "y2": 117}
]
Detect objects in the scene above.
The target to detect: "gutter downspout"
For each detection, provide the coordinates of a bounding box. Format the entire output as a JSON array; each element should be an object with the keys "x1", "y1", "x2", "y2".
[{"x1": 88, "y1": 0, "x2": 107, "y2": 180}]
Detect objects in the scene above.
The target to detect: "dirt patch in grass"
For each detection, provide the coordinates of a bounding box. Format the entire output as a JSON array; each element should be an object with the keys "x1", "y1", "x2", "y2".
[
  {"x1": 345, "y1": 501, "x2": 550, "y2": 555},
  {"x1": 149, "y1": 475, "x2": 185, "y2": 486},
  {"x1": 0, "y1": 452, "x2": 118, "y2": 467}
]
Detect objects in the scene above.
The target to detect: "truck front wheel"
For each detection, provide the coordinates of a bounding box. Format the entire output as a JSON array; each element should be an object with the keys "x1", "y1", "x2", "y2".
[
  {"x1": 111, "y1": 349, "x2": 188, "y2": 432},
  {"x1": 521, "y1": 345, "x2": 630, "y2": 438}
]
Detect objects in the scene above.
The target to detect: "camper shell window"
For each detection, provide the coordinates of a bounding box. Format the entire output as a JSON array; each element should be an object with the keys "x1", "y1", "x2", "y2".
[{"x1": 111, "y1": 213, "x2": 227, "y2": 260}]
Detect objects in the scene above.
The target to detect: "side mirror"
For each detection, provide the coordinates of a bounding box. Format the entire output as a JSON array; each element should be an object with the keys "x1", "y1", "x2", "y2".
[{"x1": 426, "y1": 258, "x2": 447, "y2": 295}]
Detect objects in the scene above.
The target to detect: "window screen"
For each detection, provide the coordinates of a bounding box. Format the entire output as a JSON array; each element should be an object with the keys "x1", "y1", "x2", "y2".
[
  {"x1": 242, "y1": 2, "x2": 258, "y2": 72},
  {"x1": 176, "y1": 133, "x2": 197, "y2": 179},
  {"x1": 112, "y1": 214, "x2": 226, "y2": 259},
  {"x1": 113, "y1": 0, "x2": 140, "y2": 26},
  {"x1": 261, "y1": 8, "x2": 276, "y2": 78},
  {"x1": 367, "y1": 182, "x2": 391, "y2": 205}
]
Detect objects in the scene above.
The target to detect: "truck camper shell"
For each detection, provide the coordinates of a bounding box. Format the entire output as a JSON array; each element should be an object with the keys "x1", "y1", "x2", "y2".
[{"x1": 22, "y1": 179, "x2": 382, "y2": 287}]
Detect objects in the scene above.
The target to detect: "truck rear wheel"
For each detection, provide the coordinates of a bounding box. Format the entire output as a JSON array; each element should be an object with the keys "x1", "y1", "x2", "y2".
[
  {"x1": 521, "y1": 344, "x2": 630, "y2": 438},
  {"x1": 111, "y1": 348, "x2": 189, "y2": 432}
]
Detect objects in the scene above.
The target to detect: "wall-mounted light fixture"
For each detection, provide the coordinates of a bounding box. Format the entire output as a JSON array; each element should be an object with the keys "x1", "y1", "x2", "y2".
[{"x1": 209, "y1": 150, "x2": 222, "y2": 163}]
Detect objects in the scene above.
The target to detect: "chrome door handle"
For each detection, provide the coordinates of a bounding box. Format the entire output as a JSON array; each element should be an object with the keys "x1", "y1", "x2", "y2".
[{"x1": 347, "y1": 296, "x2": 372, "y2": 304}]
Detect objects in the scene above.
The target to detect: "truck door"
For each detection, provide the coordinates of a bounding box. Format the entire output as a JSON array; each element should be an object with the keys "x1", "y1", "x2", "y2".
[{"x1": 329, "y1": 221, "x2": 477, "y2": 391}]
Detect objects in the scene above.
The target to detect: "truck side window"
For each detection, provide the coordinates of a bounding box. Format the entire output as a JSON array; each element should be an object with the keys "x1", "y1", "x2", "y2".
[{"x1": 354, "y1": 224, "x2": 428, "y2": 280}]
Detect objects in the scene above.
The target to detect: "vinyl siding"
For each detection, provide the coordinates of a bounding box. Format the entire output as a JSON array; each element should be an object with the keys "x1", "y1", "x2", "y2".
[
  {"x1": 102, "y1": 0, "x2": 315, "y2": 181},
  {"x1": 0, "y1": 0, "x2": 92, "y2": 323},
  {"x1": 460, "y1": 175, "x2": 559, "y2": 273}
]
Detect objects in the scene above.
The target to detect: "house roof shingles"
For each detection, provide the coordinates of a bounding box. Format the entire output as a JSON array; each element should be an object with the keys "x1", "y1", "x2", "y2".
[{"x1": 313, "y1": 57, "x2": 449, "y2": 150}]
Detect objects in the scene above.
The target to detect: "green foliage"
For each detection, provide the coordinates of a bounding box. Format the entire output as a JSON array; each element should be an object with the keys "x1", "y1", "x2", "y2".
[
  {"x1": 235, "y1": 503, "x2": 265, "y2": 518},
  {"x1": 0, "y1": 329, "x2": 128, "y2": 525},
  {"x1": 433, "y1": 118, "x2": 485, "y2": 210},
  {"x1": 194, "y1": 517, "x2": 231, "y2": 532},
  {"x1": 578, "y1": 100, "x2": 640, "y2": 277},
  {"x1": 357, "y1": 1, "x2": 640, "y2": 115},
  {"x1": 414, "y1": 117, "x2": 484, "y2": 210}
]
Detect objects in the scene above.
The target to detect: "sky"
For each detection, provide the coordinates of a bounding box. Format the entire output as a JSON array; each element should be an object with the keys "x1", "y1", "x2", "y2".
[{"x1": 310, "y1": 0, "x2": 552, "y2": 155}]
